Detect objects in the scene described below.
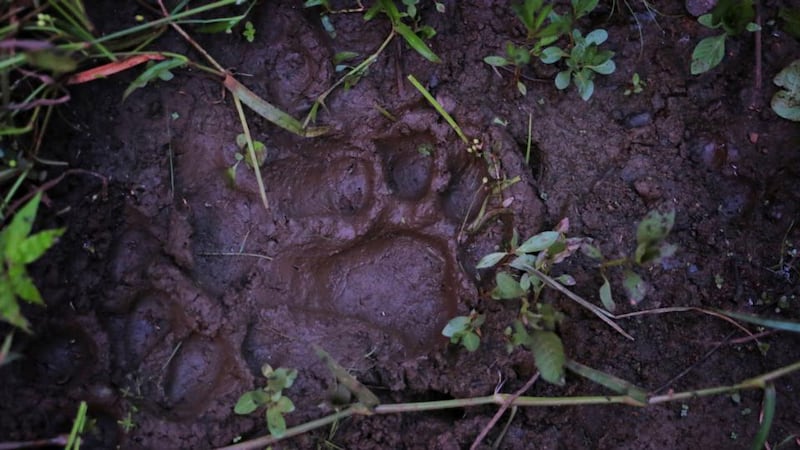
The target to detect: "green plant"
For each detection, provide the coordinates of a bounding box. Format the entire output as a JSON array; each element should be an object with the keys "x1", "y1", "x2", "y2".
[
  {"x1": 65, "y1": 401, "x2": 88, "y2": 450},
  {"x1": 771, "y1": 59, "x2": 800, "y2": 122},
  {"x1": 484, "y1": 0, "x2": 600, "y2": 96},
  {"x1": 0, "y1": 193, "x2": 64, "y2": 332},
  {"x1": 226, "y1": 133, "x2": 267, "y2": 185},
  {"x1": 365, "y1": 0, "x2": 440, "y2": 63},
  {"x1": 442, "y1": 310, "x2": 485, "y2": 352},
  {"x1": 540, "y1": 28, "x2": 616, "y2": 101},
  {"x1": 623, "y1": 72, "x2": 646, "y2": 95},
  {"x1": 242, "y1": 21, "x2": 256, "y2": 42},
  {"x1": 690, "y1": 0, "x2": 760, "y2": 74},
  {"x1": 235, "y1": 364, "x2": 298, "y2": 438}
]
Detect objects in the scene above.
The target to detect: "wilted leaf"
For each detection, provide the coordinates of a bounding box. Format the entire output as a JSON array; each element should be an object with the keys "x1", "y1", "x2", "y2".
[
  {"x1": 530, "y1": 330, "x2": 565, "y2": 385},
  {"x1": 599, "y1": 276, "x2": 615, "y2": 312},
  {"x1": 491, "y1": 272, "x2": 526, "y2": 299}
]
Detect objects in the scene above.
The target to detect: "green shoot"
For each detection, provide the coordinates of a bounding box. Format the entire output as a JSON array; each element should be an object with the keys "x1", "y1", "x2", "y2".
[
  {"x1": 442, "y1": 311, "x2": 485, "y2": 352},
  {"x1": 235, "y1": 364, "x2": 298, "y2": 438},
  {"x1": 406, "y1": 74, "x2": 468, "y2": 143},
  {"x1": 691, "y1": 0, "x2": 759, "y2": 74}
]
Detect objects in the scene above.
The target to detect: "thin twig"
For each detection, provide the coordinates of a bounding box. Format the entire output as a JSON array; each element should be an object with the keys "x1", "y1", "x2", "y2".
[
  {"x1": 470, "y1": 373, "x2": 539, "y2": 450},
  {"x1": 198, "y1": 251, "x2": 273, "y2": 261},
  {"x1": 653, "y1": 330, "x2": 735, "y2": 394},
  {"x1": 749, "y1": 0, "x2": 762, "y2": 110},
  {"x1": 157, "y1": 0, "x2": 225, "y2": 73}
]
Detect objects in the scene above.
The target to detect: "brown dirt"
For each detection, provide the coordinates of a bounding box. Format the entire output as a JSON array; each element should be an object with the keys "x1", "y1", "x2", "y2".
[{"x1": 2, "y1": 1, "x2": 800, "y2": 449}]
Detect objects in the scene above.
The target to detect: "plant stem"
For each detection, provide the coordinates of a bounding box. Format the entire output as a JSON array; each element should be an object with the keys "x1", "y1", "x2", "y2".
[
  {"x1": 231, "y1": 92, "x2": 269, "y2": 211},
  {"x1": 217, "y1": 408, "x2": 357, "y2": 450}
]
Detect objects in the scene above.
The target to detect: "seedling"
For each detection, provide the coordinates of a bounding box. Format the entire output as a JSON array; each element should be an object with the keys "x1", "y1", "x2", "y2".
[
  {"x1": 442, "y1": 310, "x2": 485, "y2": 352},
  {"x1": 623, "y1": 72, "x2": 646, "y2": 95},
  {"x1": 242, "y1": 21, "x2": 256, "y2": 42},
  {"x1": 226, "y1": 133, "x2": 266, "y2": 185},
  {"x1": 0, "y1": 193, "x2": 64, "y2": 332},
  {"x1": 540, "y1": 29, "x2": 616, "y2": 101},
  {"x1": 235, "y1": 364, "x2": 298, "y2": 438},
  {"x1": 583, "y1": 209, "x2": 677, "y2": 310},
  {"x1": 690, "y1": 0, "x2": 760, "y2": 74}
]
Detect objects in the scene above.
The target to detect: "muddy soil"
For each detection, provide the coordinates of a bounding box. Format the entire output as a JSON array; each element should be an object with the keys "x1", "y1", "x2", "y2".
[{"x1": 2, "y1": 0, "x2": 800, "y2": 449}]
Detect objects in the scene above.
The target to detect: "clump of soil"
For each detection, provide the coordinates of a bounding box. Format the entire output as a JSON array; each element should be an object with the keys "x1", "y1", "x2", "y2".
[{"x1": 1, "y1": 1, "x2": 799, "y2": 449}]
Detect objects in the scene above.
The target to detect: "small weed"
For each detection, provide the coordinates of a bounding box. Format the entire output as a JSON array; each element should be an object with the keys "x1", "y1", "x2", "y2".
[
  {"x1": 623, "y1": 72, "x2": 646, "y2": 95},
  {"x1": 540, "y1": 29, "x2": 616, "y2": 101},
  {"x1": 235, "y1": 364, "x2": 298, "y2": 438},
  {"x1": 0, "y1": 193, "x2": 64, "y2": 332},
  {"x1": 690, "y1": 0, "x2": 760, "y2": 74},
  {"x1": 442, "y1": 310, "x2": 485, "y2": 352},
  {"x1": 242, "y1": 21, "x2": 256, "y2": 42},
  {"x1": 226, "y1": 133, "x2": 267, "y2": 185},
  {"x1": 65, "y1": 401, "x2": 88, "y2": 450},
  {"x1": 117, "y1": 410, "x2": 137, "y2": 433}
]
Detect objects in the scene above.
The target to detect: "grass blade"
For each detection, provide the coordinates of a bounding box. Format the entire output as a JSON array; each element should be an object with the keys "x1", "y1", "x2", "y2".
[
  {"x1": 565, "y1": 359, "x2": 647, "y2": 405},
  {"x1": 393, "y1": 22, "x2": 441, "y2": 63},
  {"x1": 717, "y1": 311, "x2": 800, "y2": 333},
  {"x1": 751, "y1": 384, "x2": 776, "y2": 450},
  {"x1": 406, "y1": 74, "x2": 468, "y2": 143},
  {"x1": 224, "y1": 75, "x2": 328, "y2": 138}
]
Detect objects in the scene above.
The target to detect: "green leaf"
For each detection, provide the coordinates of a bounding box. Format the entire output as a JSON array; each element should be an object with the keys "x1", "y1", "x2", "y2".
[
  {"x1": 516, "y1": 231, "x2": 560, "y2": 254},
  {"x1": 0, "y1": 281, "x2": 29, "y2": 331},
  {"x1": 24, "y1": 50, "x2": 77, "y2": 73},
  {"x1": 517, "y1": 81, "x2": 527, "y2": 96},
  {"x1": 334, "y1": 51, "x2": 359, "y2": 65},
  {"x1": 578, "y1": 78, "x2": 595, "y2": 101},
  {"x1": 304, "y1": 0, "x2": 330, "y2": 8},
  {"x1": 540, "y1": 46, "x2": 564, "y2": 64},
  {"x1": 572, "y1": 0, "x2": 599, "y2": 19},
  {"x1": 8, "y1": 262, "x2": 43, "y2": 305},
  {"x1": 0, "y1": 193, "x2": 41, "y2": 255},
  {"x1": 698, "y1": 13, "x2": 717, "y2": 28},
  {"x1": 581, "y1": 243, "x2": 604, "y2": 260},
  {"x1": 771, "y1": 60, "x2": 800, "y2": 122},
  {"x1": 555, "y1": 274, "x2": 576, "y2": 286},
  {"x1": 751, "y1": 384, "x2": 776, "y2": 450},
  {"x1": 8, "y1": 228, "x2": 64, "y2": 264},
  {"x1": 745, "y1": 22, "x2": 760, "y2": 32},
  {"x1": 274, "y1": 396, "x2": 295, "y2": 414},
  {"x1": 235, "y1": 390, "x2": 267, "y2": 415},
  {"x1": 476, "y1": 252, "x2": 507, "y2": 269},
  {"x1": 691, "y1": 34, "x2": 726, "y2": 75},
  {"x1": 555, "y1": 70, "x2": 571, "y2": 90},
  {"x1": 599, "y1": 276, "x2": 615, "y2": 312},
  {"x1": 591, "y1": 59, "x2": 616, "y2": 75},
  {"x1": 622, "y1": 270, "x2": 647, "y2": 305},
  {"x1": 123, "y1": 57, "x2": 187, "y2": 100},
  {"x1": 266, "y1": 407, "x2": 287, "y2": 437},
  {"x1": 462, "y1": 331, "x2": 480, "y2": 352},
  {"x1": 636, "y1": 209, "x2": 675, "y2": 246},
  {"x1": 442, "y1": 316, "x2": 470, "y2": 337},
  {"x1": 484, "y1": 55, "x2": 509, "y2": 67},
  {"x1": 491, "y1": 272, "x2": 526, "y2": 300},
  {"x1": 565, "y1": 359, "x2": 647, "y2": 404},
  {"x1": 584, "y1": 29, "x2": 608, "y2": 46},
  {"x1": 394, "y1": 22, "x2": 441, "y2": 63},
  {"x1": 530, "y1": 330, "x2": 565, "y2": 385},
  {"x1": 717, "y1": 311, "x2": 800, "y2": 333}
]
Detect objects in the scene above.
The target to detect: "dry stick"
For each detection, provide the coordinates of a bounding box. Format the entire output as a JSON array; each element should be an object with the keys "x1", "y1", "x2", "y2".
[
  {"x1": 615, "y1": 307, "x2": 761, "y2": 347},
  {"x1": 0, "y1": 435, "x2": 68, "y2": 450},
  {"x1": 198, "y1": 251, "x2": 273, "y2": 261},
  {"x1": 470, "y1": 373, "x2": 539, "y2": 450},
  {"x1": 749, "y1": 0, "x2": 762, "y2": 110},
  {"x1": 217, "y1": 358, "x2": 800, "y2": 450},
  {"x1": 522, "y1": 265, "x2": 634, "y2": 340},
  {"x1": 4, "y1": 169, "x2": 108, "y2": 219},
  {"x1": 156, "y1": 0, "x2": 224, "y2": 73}
]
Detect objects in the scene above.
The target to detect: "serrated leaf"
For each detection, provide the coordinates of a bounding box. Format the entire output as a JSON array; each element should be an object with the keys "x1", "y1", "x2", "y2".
[
  {"x1": 0, "y1": 281, "x2": 29, "y2": 331},
  {"x1": 636, "y1": 209, "x2": 675, "y2": 246},
  {"x1": 599, "y1": 276, "x2": 615, "y2": 312},
  {"x1": 530, "y1": 330, "x2": 565, "y2": 385},
  {"x1": 462, "y1": 332, "x2": 480, "y2": 351},
  {"x1": 623, "y1": 270, "x2": 648, "y2": 305},
  {"x1": 491, "y1": 272, "x2": 526, "y2": 300},
  {"x1": 8, "y1": 228, "x2": 64, "y2": 264},
  {"x1": 517, "y1": 231, "x2": 560, "y2": 254},
  {"x1": 691, "y1": 34, "x2": 726, "y2": 75},
  {"x1": 8, "y1": 262, "x2": 43, "y2": 305},
  {"x1": 476, "y1": 252, "x2": 507, "y2": 269},
  {"x1": 266, "y1": 407, "x2": 287, "y2": 437},
  {"x1": 0, "y1": 193, "x2": 41, "y2": 255}
]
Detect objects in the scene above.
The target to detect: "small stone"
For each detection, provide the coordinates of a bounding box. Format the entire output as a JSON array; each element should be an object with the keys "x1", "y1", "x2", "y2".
[
  {"x1": 625, "y1": 112, "x2": 652, "y2": 129},
  {"x1": 634, "y1": 178, "x2": 662, "y2": 201}
]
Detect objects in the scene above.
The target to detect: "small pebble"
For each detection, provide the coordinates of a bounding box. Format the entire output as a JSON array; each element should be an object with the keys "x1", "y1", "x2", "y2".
[{"x1": 625, "y1": 112, "x2": 652, "y2": 129}]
